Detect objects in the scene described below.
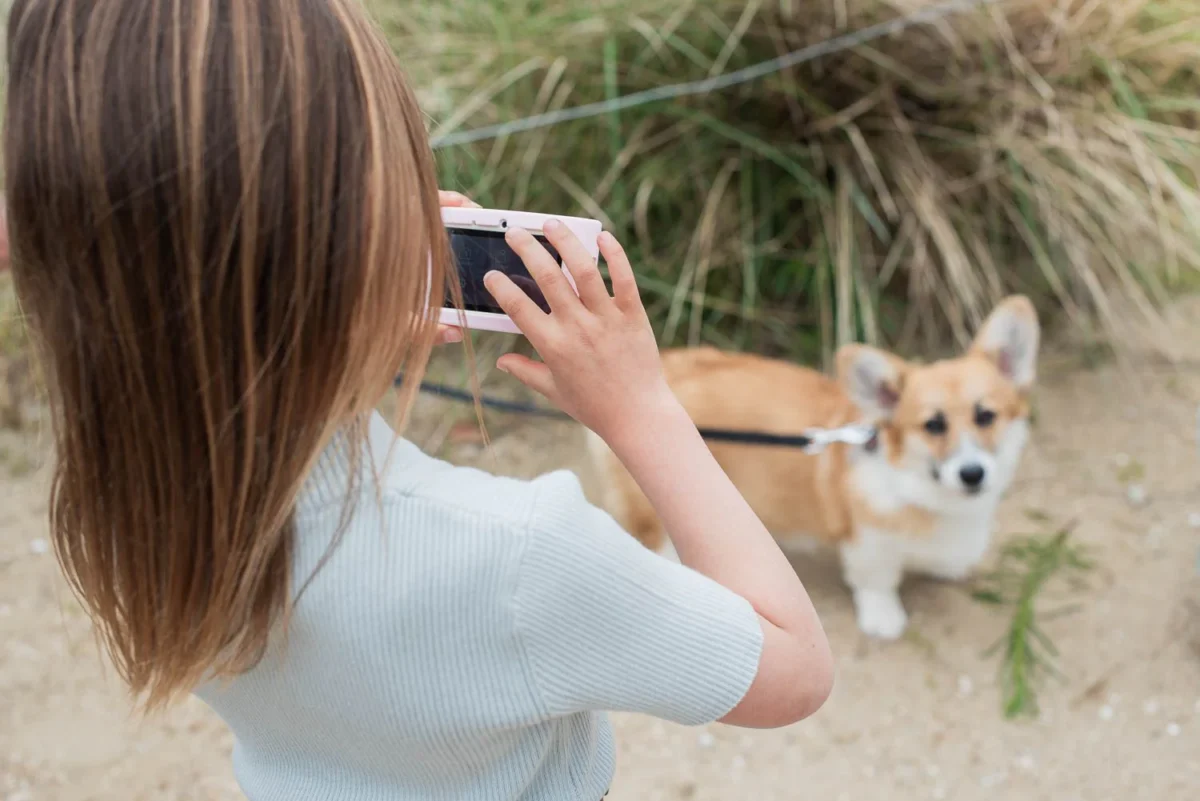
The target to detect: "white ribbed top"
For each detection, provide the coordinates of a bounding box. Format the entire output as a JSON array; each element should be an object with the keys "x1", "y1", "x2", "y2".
[{"x1": 195, "y1": 412, "x2": 763, "y2": 801}]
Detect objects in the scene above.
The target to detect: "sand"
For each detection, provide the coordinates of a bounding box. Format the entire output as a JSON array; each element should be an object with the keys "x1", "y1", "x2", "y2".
[{"x1": 3, "y1": 303, "x2": 1199, "y2": 801}]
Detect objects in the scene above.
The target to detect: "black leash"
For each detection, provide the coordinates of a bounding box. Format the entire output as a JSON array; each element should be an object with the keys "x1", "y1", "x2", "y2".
[
  {"x1": 413, "y1": 379, "x2": 569, "y2": 421},
  {"x1": 400, "y1": 376, "x2": 817, "y2": 449}
]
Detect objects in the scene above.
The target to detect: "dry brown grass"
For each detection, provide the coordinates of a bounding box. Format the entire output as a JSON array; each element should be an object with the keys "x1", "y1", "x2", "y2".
[
  {"x1": 2, "y1": 0, "x2": 1198, "y2": 432},
  {"x1": 379, "y1": 0, "x2": 1200, "y2": 362}
]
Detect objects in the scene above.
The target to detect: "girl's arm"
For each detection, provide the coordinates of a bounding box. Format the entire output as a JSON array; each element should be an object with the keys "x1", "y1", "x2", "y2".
[{"x1": 487, "y1": 224, "x2": 833, "y2": 728}]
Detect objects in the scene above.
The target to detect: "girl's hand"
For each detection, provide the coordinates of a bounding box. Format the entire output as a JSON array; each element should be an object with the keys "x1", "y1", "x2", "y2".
[
  {"x1": 438, "y1": 190, "x2": 480, "y2": 210},
  {"x1": 434, "y1": 190, "x2": 480, "y2": 345},
  {"x1": 491, "y1": 221, "x2": 834, "y2": 731},
  {"x1": 433, "y1": 325, "x2": 462, "y2": 346},
  {"x1": 484, "y1": 223, "x2": 675, "y2": 444}
]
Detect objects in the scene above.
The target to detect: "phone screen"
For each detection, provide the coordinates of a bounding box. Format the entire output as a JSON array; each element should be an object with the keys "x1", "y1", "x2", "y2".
[{"x1": 445, "y1": 228, "x2": 561, "y2": 315}]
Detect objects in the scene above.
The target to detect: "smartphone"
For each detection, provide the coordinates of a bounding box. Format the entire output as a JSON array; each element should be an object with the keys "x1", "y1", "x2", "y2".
[{"x1": 440, "y1": 207, "x2": 603, "y2": 334}]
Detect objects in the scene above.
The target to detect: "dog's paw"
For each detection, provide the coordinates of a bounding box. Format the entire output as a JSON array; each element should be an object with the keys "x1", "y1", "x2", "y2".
[{"x1": 854, "y1": 590, "x2": 908, "y2": 640}]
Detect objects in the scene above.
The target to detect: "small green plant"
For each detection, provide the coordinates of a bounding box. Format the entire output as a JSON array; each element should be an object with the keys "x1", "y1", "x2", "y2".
[
  {"x1": 1114, "y1": 458, "x2": 1146, "y2": 484},
  {"x1": 971, "y1": 523, "x2": 1092, "y2": 719}
]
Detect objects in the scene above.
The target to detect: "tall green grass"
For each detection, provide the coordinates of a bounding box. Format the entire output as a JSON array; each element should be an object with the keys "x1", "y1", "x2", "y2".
[
  {"x1": 375, "y1": 0, "x2": 1200, "y2": 363},
  {"x1": 972, "y1": 524, "x2": 1092, "y2": 719}
]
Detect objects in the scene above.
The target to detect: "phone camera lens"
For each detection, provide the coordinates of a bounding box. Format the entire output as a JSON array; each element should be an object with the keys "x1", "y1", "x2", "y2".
[{"x1": 499, "y1": 219, "x2": 508, "y2": 229}]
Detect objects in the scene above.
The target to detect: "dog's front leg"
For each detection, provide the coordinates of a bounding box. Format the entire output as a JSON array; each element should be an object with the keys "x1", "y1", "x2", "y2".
[{"x1": 840, "y1": 529, "x2": 907, "y2": 640}]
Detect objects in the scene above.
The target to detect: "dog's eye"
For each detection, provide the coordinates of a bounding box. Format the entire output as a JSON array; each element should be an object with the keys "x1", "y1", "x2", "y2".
[
  {"x1": 975, "y1": 406, "x2": 996, "y2": 428},
  {"x1": 923, "y1": 413, "x2": 947, "y2": 435}
]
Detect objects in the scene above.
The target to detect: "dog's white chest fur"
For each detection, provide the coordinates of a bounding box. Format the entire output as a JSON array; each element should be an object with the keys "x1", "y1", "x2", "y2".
[
  {"x1": 848, "y1": 453, "x2": 999, "y2": 576},
  {"x1": 836, "y1": 419, "x2": 1027, "y2": 639}
]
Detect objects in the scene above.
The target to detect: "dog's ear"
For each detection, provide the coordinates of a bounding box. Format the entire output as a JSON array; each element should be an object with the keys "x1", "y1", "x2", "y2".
[
  {"x1": 971, "y1": 295, "x2": 1040, "y2": 389},
  {"x1": 836, "y1": 344, "x2": 908, "y2": 420}
]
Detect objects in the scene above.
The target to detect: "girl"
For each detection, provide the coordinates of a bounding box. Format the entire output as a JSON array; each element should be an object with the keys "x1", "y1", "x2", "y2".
[{"x1": 4, "y1": 2, "x2": 833, "y2": 800}]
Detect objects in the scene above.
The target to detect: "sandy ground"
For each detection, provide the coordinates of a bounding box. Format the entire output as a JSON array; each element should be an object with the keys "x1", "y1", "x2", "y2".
[{"x1": 3, "y1": 305, "x2": 1200, "y2": 801}]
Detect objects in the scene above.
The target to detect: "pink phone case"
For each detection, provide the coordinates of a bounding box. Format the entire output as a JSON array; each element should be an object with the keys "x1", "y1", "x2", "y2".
[{"x1": 439, "y1": 207, "x2": 603, "y2": 334}]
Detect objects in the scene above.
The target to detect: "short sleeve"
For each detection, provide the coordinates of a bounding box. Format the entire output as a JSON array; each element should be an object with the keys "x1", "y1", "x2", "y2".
[{"x1": 513, "y1": 471, "x2": 763, "y2": 726}]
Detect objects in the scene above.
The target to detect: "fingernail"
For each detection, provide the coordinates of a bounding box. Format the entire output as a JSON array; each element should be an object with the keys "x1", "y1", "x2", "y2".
[
  {"x1": 543, "y1": 219, "x2": 561, "y2": 232},
  {"x1": 444, "y1": 328, "x2": 463, "y2": 343},
  {"x1": 497, "y1": 363, "x2": 510, "y2": 374}
]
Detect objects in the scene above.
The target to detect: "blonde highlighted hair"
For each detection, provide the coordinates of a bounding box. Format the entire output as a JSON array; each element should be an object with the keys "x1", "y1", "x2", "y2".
[{"x1": 4, "y1": 0, "x2": 448, "y2": 707}]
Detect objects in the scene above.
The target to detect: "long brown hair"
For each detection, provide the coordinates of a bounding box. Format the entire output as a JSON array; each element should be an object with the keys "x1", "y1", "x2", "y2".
[{"x1": 4, "y1": 0, "x2": 449, "y2": 708}]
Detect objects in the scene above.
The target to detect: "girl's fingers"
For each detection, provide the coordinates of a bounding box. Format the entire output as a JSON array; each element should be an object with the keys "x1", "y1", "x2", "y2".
[
  {"x1": 434, "y1": 324, "x2": 463, "y2": 345},
  {"x1": 505, "y1": 228, "x2": 578, "y2": 313},
  {"x1": 599, "y1": 232, "x2": 640, "y2": 311},
  {"x1": 496, "y1": 354, "x2": 559, "y2": 403},
  {"x1": 438, "y1": 190, "x2": 481, "y2": 209},
  {"x1": 483, "y1": 270, "x2": 548, "y2": 336},
  {"x1": 541, "y1": 219, "x2": 610, "y2": 312}
]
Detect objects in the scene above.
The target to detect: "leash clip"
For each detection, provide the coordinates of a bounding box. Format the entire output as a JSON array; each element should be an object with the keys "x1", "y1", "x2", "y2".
[{"x1": 801, "y1": 423, "x2": 878, "y2": 454}]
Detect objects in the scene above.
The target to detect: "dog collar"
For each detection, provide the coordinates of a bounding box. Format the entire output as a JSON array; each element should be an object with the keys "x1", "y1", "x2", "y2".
[{"x1": 801, "y1": 423, "x2": 879, "y2": 454}]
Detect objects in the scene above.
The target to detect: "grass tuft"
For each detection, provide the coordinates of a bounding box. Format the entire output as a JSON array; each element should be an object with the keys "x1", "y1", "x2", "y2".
[
  {"x1": 378, "y1": 0, "x2": 1200, "y2": 363},
  {"x1": 971, "y1": 523, "x2": 1093, "y2": 719}
]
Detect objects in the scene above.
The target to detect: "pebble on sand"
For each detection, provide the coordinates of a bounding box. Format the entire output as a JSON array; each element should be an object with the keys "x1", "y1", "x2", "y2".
[
  {"x1": 1099, "y1": 705, "x2": 1115, "y2": 721},
  {"x1": 979, "y1": 771, "x2": 1008, "y2": 789},
  {"x1": 1125, "y1": 484, "x2": 1149, "y2": 507},
  {"x1": 1166, "y1": 722, "x2": 1181, "y2": 737},
  {"x1": 28, "y1": 538, "x2": 48, "y2": 555}
]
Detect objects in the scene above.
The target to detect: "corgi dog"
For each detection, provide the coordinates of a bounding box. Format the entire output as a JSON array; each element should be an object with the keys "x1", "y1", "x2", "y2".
[{"x1": 588, "y1": 296, "x2": 1038, "y2": 640}]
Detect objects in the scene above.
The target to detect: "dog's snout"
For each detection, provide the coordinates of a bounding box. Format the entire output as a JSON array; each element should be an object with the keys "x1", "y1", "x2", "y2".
[{"x1": 959, "y1": 464, "x2": 985, "y2": 489}]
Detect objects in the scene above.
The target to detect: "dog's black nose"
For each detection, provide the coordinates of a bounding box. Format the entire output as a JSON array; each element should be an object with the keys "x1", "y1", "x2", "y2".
[{"x1": 959, "y1": 464, "x2": 985, "y2": 488}]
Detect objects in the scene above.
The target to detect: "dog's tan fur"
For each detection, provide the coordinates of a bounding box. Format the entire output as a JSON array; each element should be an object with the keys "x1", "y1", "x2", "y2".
[{"x1": 590, "y1": 296, "x2": 1039, "y2": 639}]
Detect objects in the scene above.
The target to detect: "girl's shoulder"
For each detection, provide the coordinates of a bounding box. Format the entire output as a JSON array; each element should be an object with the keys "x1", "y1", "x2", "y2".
[
  {"x1": 299, "y1": 413, "x2": 597, "y2": 538},
  {"x1": 409, "y1": 458, "x2": 598, "y2": 542},
  {"x1": 288, "y1": 426, "x2": 614, "y2": 636}
]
